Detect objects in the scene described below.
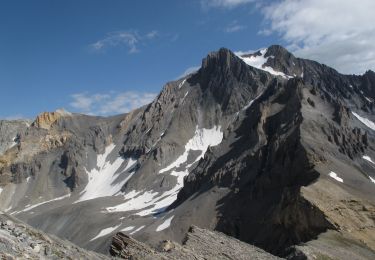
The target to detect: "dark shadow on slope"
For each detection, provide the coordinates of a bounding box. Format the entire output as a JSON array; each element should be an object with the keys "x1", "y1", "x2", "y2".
[{"x1": 171, "y1": 78, "x2": 335, "y2": 256}]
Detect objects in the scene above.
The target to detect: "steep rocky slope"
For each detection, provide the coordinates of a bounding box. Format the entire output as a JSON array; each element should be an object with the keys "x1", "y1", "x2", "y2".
[
  {"x1": 110, "y1": 225, "x2": 281, "y2": 259},
  {"x1": 0, "y1": 45, "x2": 374, "y2": 259},
  {"x1": 0, "y1": 119, "x2": 30, "y2": 155},
  {"x1": 0, "y1": 211, "x2": 107, "y2": 259}
]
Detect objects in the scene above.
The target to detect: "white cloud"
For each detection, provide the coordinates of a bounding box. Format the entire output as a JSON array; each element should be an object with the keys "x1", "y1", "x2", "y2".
[
  {"x1": 69, "y1": 91, "x2": 156, "y2": 116},
  {"x1": 261, "y1": 0, "x2": 375, "y2": 74},
  {"x1": 177, "y1": 66, "x2": 200, "y2": 79},
  {"x1": 201, "y1": 0, "x2": 254, "y2": 9},
  {"x1": 90, "y1": 30, "x2": 158, "y2": 53},
  {"x1": 234, "y1": 49, "x2": 257, "y2": 56},
  {"x1": 224, "y1": 21, "x2": 246, "y2": 33},
  {"x1": 145, "y1": 30, "x2": 159, "y2": 39}
]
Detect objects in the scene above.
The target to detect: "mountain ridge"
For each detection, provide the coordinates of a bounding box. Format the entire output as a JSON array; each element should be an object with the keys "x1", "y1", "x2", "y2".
[{"x1": 0, "y1": 45, "x2": 374, "y2": 259}]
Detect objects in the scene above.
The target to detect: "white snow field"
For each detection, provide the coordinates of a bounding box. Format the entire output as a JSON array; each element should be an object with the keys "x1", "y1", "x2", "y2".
[
  {"x1": 236, "y1": 48, "x2": 293, "y2": 79},
  {"x1": 106, "y1": 126, "x2": 223, "y2": 216},
  {"x1": 77, "y1": 144, "x2": 137, "y2": 202}
]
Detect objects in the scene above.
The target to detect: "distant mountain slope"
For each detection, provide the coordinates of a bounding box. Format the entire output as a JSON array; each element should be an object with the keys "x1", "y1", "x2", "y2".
[{"x1": 0, "y1": 45, "x2": 374, "y2": 259}]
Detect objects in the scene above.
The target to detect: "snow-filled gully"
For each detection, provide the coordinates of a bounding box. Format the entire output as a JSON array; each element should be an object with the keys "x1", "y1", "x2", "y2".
[
  {"x1": 106, "y1": 126, "x2": 223, "y2": 216},
  {"x1": 76, "y1": 144, "x2": 137, "y2": 203}
]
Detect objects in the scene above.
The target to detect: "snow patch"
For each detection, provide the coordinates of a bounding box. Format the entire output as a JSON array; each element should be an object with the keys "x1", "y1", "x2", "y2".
[
  {"x1": 129, "y1": 225, "x2": 145, "y2": 235},
  {"x1": 156, "y1": 216, "x2": 174, "y2": 232},
  {"x1": 90, "y1": 224, "x2": 121, "y2": 241},
  {"x1": 13, "y1": 194, "x2": 71, "y2": 214},
  {"x1": 236, "y1": 49, "x2": 293, "y2": 79},
  {"x1": 363, "y1": 155, "x2": 375, "y2": 164},
  {"x1": 181, "y1": 91, "x2": 189, "y2": 103},
  {"x1": 76, "y1": 144, "x2": 137, "y2": 202},
  {"x1": 121, "y1": 226, "x2": 135, "y2": 232},
  {"x1": 178, "y1": 79, "x2": 187, "y2": 89},
  {"x1": 369, "y1": 176, "x2": 375, "y2": 184},
  {"x1": 328, "y1": 171, "x2": 343, "y2": 183},
  {"x1": 159, "y1": 126, "x2": 223, "y2": 173},
  {"x1": 242, "y1": 92, "x2": 264, "y2": 111},
  {"x1": 106, "y1": 126, "x2": 223, "y2": 216},
  {"x1": 352, "y1": 112, "x2": 375, "y2": 131},
  {"x1": 7, "y1": 136, "x2": 18, "y2": 150}
]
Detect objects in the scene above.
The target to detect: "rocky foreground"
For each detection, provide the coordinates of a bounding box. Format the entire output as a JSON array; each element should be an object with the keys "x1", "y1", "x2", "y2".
[
  {"x1": 1, "y1": 200, "x2": 374, "y2": 259},
  {"x1": 110, "y1": 225, "x2": 281, "y2": 260},
  {"x1": 0, "y1": 212, "x2": 107, "y2": 259},
  {"x1": 0, "y1": 210, "x2": 281, "y2": 260}
]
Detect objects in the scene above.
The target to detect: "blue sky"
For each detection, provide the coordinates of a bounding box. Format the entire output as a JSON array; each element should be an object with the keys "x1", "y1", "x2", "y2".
[{"x1": 1, "y1": 0, "x2": 374, "y2": 119}]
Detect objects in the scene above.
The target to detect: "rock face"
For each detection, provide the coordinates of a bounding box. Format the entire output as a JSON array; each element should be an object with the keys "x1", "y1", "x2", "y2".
[
  {"x1": 0, "y1": 211, "x2": 107, "y2": 259},
  {"x1": 0, "y1": 45, "x2": 374, "y2": 259},
  {"x1": 0, "y1": 120, "x2": 30, "y2": 155},
  {"x1": 32, "y1": 109, "x2": 71, "y2": 130}
]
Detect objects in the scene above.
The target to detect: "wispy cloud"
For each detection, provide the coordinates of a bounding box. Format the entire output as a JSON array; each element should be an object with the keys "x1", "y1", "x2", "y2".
[
  {"x1": 177, "y1": 66, "x2": 201, "y2": 79},
  {"x1": 69, "y1": 91, "x2": 157, "y2": 116},
  {"x1": 201, "y1": 0, "x2": 254, "y2": 9},
  {"x1": 145, "y1": 30, "x2": 159, "y2": 39},
  {"x1": 260, "y1": 0, "x2": 375, "y2": 74},
  {"x1": 224, "y1": 21, "x2": 246, "y2": 33},
  {"x1": 89, "y1": 30, "x2": 158, "y2": 53},
  {"x1": 234, "y1": 49, "x2": 257, "y2": 56}
]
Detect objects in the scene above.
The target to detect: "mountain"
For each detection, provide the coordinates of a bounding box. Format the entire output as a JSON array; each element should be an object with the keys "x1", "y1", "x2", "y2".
[{"x1": 0, "y1": 45, "x2": 374, "y2": 259}]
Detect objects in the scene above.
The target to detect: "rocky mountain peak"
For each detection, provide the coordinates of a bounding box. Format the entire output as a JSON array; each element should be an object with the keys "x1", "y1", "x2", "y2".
[
  {"x1": 265, "y1": 44, "x2": 292, "y2": 58},
  {"x1": 201, "y1": 47, "x2": 244, "y2": 73},
  {"x1": 32, "y1": 108, "x2": 72, "y2": 130}
]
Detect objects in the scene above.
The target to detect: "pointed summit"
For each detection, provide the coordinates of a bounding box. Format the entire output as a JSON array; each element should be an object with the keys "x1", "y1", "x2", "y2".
[{"x1": 201, "y1": 47, "x2": 246, "y2": 74}]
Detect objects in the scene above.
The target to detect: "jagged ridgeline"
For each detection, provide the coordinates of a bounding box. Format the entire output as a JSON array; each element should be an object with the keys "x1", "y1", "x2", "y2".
[{"x1": 0, "y1": 46, "x2": 374, "y2": 259}]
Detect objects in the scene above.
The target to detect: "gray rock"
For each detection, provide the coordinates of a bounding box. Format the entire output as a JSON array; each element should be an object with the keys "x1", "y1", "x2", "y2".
[
  {"x1": 0, "y1": 212, "x2": 108, "y2": 259},
  {"x1": 110, "y1": 226, "x2": 281, "y2": 259}
]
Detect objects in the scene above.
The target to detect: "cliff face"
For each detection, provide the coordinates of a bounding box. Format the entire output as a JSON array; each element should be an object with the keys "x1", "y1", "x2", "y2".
[
  {"x1": 32, "y1": 109, "x2": 72, "y2": 130},
  {"x1": 0, "y1": 120, "x2": 30, "y2": 155},
  {"x1": 0, "y1": 46, "x2": 374, "y2": 259}
]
